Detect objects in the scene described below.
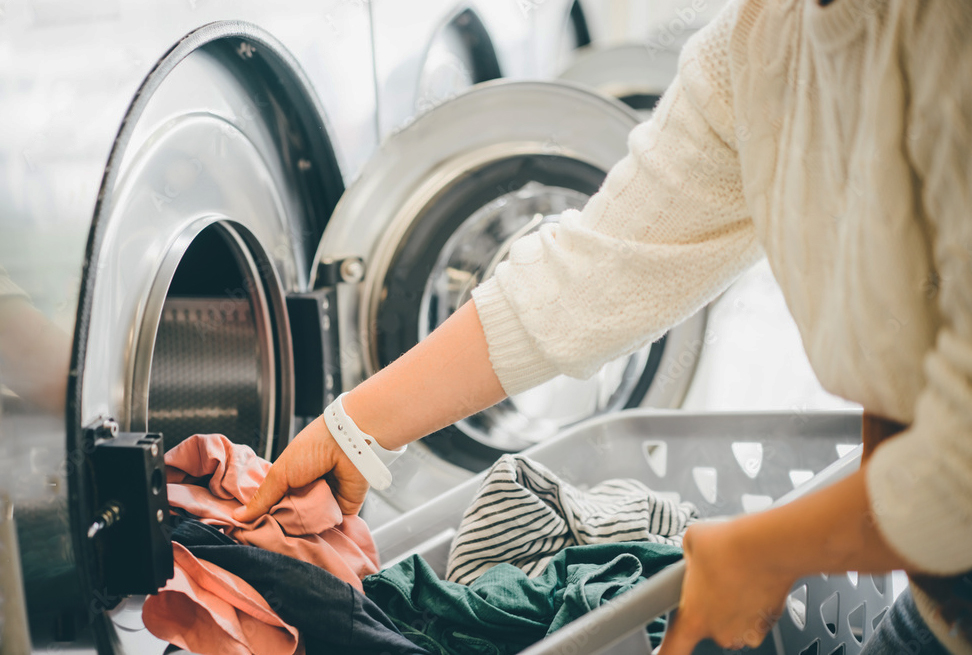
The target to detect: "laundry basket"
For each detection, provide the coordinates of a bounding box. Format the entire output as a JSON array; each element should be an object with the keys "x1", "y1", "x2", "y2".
[{"x1": 372, "y1": 409, "x2": 894, "y2": 655}]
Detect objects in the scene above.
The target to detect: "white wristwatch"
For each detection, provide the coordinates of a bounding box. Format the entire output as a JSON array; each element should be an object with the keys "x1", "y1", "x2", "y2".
[{"x1": 323, "y1": 393, "x2": 406, "y2": 491}]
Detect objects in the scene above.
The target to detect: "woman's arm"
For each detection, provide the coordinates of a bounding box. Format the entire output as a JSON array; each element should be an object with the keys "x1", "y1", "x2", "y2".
[
  {"x1": 342, "y1": 300, "x2": 505, "y2": 451},
  {"x1": 235, "y1": 301, "x2": 505, "y2": 518},
  {"x1": 658, "y1": 466, "x2": 911, "y2": 653},
  {"x1": 240, "y1": 0, "x2": 759, "y2": 518}
]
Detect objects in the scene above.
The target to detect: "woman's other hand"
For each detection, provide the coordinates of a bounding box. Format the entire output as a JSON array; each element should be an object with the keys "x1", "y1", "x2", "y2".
[
  {"x1": 658, "y1": 520, "x2": 795, "y2": 653},
  {"x1": 233, "y1": 417, "x2": 369, "y2": 520}
]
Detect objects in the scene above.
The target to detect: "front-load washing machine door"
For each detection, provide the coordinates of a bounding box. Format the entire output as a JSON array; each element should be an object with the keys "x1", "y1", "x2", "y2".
[
  {"x1": 56, "y1": 22, "x2": 346, "y2": 654},
  {"x1": 312, "y1": 81, "x2": 704, "y2": 496}
]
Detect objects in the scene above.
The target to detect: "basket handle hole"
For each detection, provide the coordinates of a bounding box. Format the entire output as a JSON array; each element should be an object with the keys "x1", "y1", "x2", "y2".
[
  {"x1": 836, "y1": 444, "x2": 857, "y2": 458},
  {"x1": 641, "y1": 440, "x2": 667, "y2": 478},
  {"x1": 789, "y1": 469, "x2": 815, "y2": 489},
  {"x1": 847, "y1": 603, "x2": 866, "y2": 644},
  {"x1": 691, "y1": 466, "x2": 717, "y2": 505},
  {"x1": 731, "y1": 442, "x2": 763, "y2": 479},
  {"x1": 870, "y1": 607, "x2": 888, "y2": 632},
  {"x1": 787, "y1": 583, "x2": 809, "y2": 630},
  {"x1": 799, "y1": 639, "x2": 820, "y2": 655},
  {"x1": 741, "y1": 494, "x2": 773, "y2": 513},
  {"x1": 870, "y1": 574, "x2": 887, "y2": 596},
  {"x1": 820, "y1": 592, "x2": 839, "y2": 636}
]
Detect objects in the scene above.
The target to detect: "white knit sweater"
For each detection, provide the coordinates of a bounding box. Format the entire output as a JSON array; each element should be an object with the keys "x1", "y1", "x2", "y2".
[{"x1": 471, "y1": 0, "x2": 972, "y2": 651}]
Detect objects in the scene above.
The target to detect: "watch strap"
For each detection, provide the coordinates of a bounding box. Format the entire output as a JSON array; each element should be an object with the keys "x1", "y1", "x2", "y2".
[{"x1": 323, "y1": 393, "x2": 405, "y2": 491}]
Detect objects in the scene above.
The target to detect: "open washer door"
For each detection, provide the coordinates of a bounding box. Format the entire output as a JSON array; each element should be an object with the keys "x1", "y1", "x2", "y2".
[
  {"x1": 312, "y1": 81, "x2": 705, "y2": 490},
  {"x1": 40, "y1": 22, "x2": 348, "y2": 653}
]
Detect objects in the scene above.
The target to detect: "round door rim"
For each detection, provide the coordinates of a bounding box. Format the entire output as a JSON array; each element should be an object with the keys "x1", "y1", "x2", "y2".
[
  {"x1": 360, "y1": 143, "x2": 607, "y2": 375},
  {"x1": 127, "y1": 217, "x2": 280, "y2": 460}
]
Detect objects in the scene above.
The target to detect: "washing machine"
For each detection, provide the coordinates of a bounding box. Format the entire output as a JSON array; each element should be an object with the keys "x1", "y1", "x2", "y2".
[
  {"x1": 0, "y1": 3, "x2": 710, "y2": 653},
  {"x1": 370, "y1": 0, "x2": 509, "y2": 138},
  {"x1": 530, "y1": 0, "x2": 595, "y2": 79},
  {"x1": 369, "y1": 0, "x2": 592, "y2": 137},
  {"x1": 320, "y1": 73, "x2": 707, "y2": 525},
  {"x1": 0, "y1": 2, "x2": 377, "y2": 650}
]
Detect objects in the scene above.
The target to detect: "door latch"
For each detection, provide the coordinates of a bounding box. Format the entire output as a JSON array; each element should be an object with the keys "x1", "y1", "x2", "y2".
[{"x1": 86, "y1": 419, "x2": 172, "y2": 599}]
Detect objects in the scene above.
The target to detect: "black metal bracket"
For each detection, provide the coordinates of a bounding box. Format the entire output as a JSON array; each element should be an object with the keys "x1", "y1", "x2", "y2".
[
  {"x1": 287, "y1": 256, "x2": 365, "y2": 417},
  {"x1": 86, "y1": 420, "x2": 172, "y2": 599}
]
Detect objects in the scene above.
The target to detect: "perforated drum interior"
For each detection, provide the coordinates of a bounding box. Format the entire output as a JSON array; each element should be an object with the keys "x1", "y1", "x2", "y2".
[
  {"x1": 149, "y1": 298, "x2": 264, "y2": 453},
  {"x1": 143, "y1": 224, "x2": 277, "y2": 458}
]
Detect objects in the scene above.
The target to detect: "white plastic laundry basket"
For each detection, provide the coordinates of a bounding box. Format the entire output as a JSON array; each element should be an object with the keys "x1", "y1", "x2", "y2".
[{"x1": 372, "y1": 410, "x2": 893, "y2": 655}]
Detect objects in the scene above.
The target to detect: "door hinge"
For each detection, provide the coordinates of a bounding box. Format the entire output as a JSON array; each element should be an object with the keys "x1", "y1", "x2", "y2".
[{"x1": 288, "y1": 257, "x2": 366, "y2": 417}]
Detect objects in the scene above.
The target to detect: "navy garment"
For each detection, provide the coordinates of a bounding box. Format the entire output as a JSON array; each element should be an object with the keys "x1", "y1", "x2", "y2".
[{"x1": 171, "y1": 518, "x2": 429, "y2": 655}]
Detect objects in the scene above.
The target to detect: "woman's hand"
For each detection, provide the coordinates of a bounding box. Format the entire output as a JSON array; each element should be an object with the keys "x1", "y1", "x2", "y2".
[
  {"x1": 233, "y1": 416, "x2": 369, "y2": 520},
  {"x1": 658, "y1": 520, "x2": 796, "y2": 653},
  {"x1": 658, "y1": 467, "x2": 910, "y2": 653}
]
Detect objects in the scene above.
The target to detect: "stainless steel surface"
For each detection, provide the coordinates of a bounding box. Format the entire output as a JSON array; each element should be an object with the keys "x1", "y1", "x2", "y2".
[
  {"x1": 468, "y1": 0, "x2": 537, "y2": 80},
  {"x1": 532, "y1": 0, "x2": 596, "y2": 79},
  {"x1": 558, "y1": 43, "x2": 680, "y2": 113},
  {"x1": 316, "y1": 80, "x2": 639, "y2": 383},
  {"x1": 372, "y1": 0, "x2": 523, "y2": 136},
  {"x1": 132, "y1": 222, "x2": 279, "y2": 457},
  {"x1": 0, "y1": 4, "x2": 368, "y2": 650}
]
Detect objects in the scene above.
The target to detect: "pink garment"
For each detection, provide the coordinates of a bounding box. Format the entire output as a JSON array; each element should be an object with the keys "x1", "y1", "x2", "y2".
[
  {"x1": 164, "y1": 434, "x2": 379, "y2": 589},
  {"x1": 143, "y1": 542, "x2": 302, "y2": 655}
]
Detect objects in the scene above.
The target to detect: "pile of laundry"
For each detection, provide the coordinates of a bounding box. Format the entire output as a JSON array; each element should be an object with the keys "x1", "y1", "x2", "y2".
[{"x1": 145, "y1": 434, "x2": 698, "y2": 655}]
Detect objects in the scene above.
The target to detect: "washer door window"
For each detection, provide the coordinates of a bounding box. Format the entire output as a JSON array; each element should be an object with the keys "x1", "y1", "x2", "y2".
[
  {"x1": 314, "y1": 81, "x2": 702, "y2": 472},
  {"x1": 378, "y1": 158, "x2": 658, "y2": 464}
]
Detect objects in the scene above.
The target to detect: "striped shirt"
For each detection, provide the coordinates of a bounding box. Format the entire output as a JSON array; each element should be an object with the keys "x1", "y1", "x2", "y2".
[{"x1": 446, "y1": 455, "x2": 697, "y2": 585}]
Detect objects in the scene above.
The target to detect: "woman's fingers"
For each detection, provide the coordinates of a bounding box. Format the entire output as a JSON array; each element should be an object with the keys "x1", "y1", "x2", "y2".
[
  {"x1": 233, "y1": 417, "x2": 371, "y2": 520},
  {"x1": 656, "y1": 608, "x2": 705, "y2": 654},
  {"x1": 233, "y1": 466, "x2": 289, "y2": 522},
  {"x1": 656, "y1": 521, "x2": 793, "y2": 654},
  {"x1": 329, "y1": 457, "x2": 371, "y2": 516}
]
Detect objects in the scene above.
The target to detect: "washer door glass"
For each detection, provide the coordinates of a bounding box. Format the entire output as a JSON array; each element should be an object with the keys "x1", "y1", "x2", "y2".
[{"x1": 387, "y1": 169, "x2": 656, "y2": 457}]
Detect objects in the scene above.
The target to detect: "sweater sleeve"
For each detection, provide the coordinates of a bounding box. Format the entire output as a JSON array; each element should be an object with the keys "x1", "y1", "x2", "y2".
[
  {"x1": 472, "y1": 1, "x2": 762, "y2": 396},
  {"x1": 864, "y1": 0, "x2": 972, "y2": 575}
]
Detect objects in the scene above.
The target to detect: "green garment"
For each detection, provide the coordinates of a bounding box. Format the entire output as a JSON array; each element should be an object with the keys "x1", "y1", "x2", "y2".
[{"x1": 363, "y1": 541, "x2": 682, "y2": 655}]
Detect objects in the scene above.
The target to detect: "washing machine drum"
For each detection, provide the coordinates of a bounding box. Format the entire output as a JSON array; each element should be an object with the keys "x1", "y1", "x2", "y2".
[{"x1": 314, "y1": 81, "x2": 704, "y2": 472}]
